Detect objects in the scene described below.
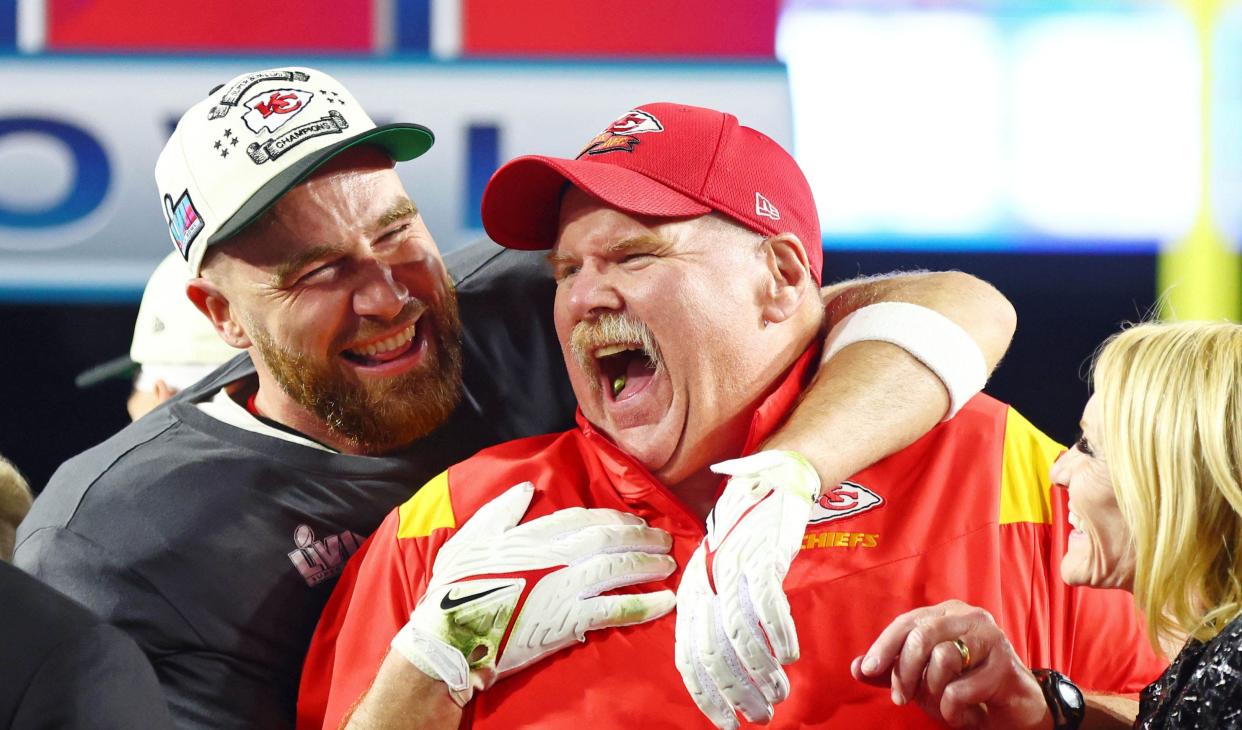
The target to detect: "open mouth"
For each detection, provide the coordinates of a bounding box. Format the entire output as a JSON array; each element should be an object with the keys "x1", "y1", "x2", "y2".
[
  {"x1": 594, "y1": 343, "x2": 659, "y2": 402},
  {"x1": 341, "y1": 321, "x2": 419, "y2": 367},
  {"x1": 1067, "y1": 509, "x2": 1083, "y2": 533}
]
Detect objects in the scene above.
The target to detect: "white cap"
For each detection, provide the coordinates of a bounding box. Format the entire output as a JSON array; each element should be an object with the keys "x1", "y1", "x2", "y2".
[
  {"x1": 75, "y1": 252, "x2": 240, "y2": 391},
  {"x1": 132, "y1": 252, "x2": 239, "y2": 387},
  {"x1": 155, "y1": 66, "x2": 435, "y2": 275}
]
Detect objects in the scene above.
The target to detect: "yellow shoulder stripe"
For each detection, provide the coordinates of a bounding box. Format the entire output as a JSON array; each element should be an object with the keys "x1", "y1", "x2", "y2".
[
  {"x1": 999, "y1": 408, "x2": 1065, "y2": 525},
  {"x1": 397, "y1": 470, "x2": 458, "y2": 539}
]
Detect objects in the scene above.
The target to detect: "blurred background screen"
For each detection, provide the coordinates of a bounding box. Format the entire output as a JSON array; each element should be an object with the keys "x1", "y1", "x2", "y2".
[{"x1": 1, "y1": 0, "x2": 1238, "y2": 488}]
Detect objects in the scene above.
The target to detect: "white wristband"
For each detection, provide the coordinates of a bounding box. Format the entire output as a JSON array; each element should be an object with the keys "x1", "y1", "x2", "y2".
[
  {"x1": 391, "y1": 622, "x2": 475, "y2": 707},
  {"x1": 822, "y1": 302, "x2": 987, "y2": 420}
]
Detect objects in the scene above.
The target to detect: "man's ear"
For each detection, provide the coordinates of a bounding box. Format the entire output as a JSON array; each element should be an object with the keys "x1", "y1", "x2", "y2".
[
  {"x1": 152, "y1": 378, "x2": 177, "y2": 404},
  {"x1": 759, "y1": 232, "x2": 815, "y2": 325},
  {"x1": 186, "y1": 277, "x2": 252, "y2": 349}
]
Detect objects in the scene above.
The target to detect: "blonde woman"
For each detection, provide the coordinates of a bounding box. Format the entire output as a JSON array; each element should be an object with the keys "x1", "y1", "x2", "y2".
[{"x1": 851, "y1": 321, "x2": 1242, "y2": 729}]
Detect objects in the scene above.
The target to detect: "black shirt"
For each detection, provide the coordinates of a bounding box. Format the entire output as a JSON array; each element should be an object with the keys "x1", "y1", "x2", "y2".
[
  {"x1": 0, "y1": 560, "x2": 174, "y2": 729},
  {"x1": 13, "y1": 242, "x2": 574, "y2": 729},
  {"x1": 1138, "y1": 613, "x2": 1242, "y2": 729}
]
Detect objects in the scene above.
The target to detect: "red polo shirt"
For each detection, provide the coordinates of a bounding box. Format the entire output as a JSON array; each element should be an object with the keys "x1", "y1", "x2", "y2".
[{"x1": 299, "y1": 349, "x2": 1164, "y2": 728}]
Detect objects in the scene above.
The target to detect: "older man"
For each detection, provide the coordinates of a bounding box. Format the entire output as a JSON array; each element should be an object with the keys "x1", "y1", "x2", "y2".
[
  {"x1": 18, "y1": 69, "x2": 1011, "y2": 729},
  {"x1": 300, "y1": 103, "x2": 1164, "y2": 729}
]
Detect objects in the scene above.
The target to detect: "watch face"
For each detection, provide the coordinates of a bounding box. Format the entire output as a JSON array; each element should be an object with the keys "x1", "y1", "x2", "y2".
[{"x1": 1056, "y1": 680, "x2": 1085, "y2": 710}]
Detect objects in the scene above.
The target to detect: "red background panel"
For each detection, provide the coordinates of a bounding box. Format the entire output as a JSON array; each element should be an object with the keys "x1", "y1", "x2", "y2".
[
  {"x1": 462, "y1": 0, "x2": 779, "y2": 58},
  {"x1": 46, "y1": 0, "x2": 374, "y2": 52}
]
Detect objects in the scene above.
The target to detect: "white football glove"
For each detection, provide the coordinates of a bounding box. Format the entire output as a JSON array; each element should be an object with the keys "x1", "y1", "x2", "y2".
[
  {"x1": 391, "y1": 481, "x2": 677, "y2": 706},
  {"x1": 675, "y1": 450, "x2": 821, "y2": 729}
]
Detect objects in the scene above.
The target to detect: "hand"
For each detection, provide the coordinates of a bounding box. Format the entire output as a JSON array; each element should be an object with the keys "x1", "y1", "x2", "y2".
[
  {"x1": 391, "y1": 482, "x2": 677, "y2": 706},
  {"x1": 674, "y1": 450, "x2": 821, "y2": 729},
  {"x1": 850, "y1": 600, "x2": 1050, "y2": 729}
]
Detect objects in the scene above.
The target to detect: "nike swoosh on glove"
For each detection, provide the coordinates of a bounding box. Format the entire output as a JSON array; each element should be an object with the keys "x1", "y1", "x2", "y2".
[
  {"x1": 675, "y1": 450, "x2": 821, "y2": 729},
  {"x1": 391, "y1": 481, "x2": 677, "y2": 706}
]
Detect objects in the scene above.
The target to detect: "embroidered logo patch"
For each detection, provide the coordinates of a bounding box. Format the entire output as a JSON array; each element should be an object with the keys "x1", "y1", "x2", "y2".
[
  {"x1": 209, "y1": 69, "x2": 311, "y2": 120},
  {"x1": 578, "y1": 109, "x2": 664, "y2": 157},
  {"x1": 801, "y1": 531, "x2": 879, "y2": 550},
  {"x1": 287, "y1": 524, "x2": 365, "y2": 587},
  {"x1": 755, "y1": 192, "x2": 781, "y2": 221},
  {"x1": 808, "y1": 480, "x2": 884, "y2": 524},
  {"x1": 208, "y1": 127, "x2": 240, "y2": 160},
  {"x1": 163, "y1": 190, "x2": 204, "y2": 260},
  {"x1": 242, "y1": 88, "x2": 315, "y2": 135},
  {"x1": 247, "y1": 109, "x2": 348, "y2": 164}
]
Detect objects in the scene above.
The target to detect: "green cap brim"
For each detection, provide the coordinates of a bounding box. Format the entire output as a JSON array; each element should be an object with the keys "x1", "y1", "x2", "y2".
[{"x1": 75, "y1": 355, "x2": 138, "y2": 389}]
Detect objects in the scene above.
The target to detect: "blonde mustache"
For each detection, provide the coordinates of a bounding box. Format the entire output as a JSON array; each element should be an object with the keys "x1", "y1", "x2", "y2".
[{"x1": 570, "y1": 313, "x2": 663, "y2": 395}]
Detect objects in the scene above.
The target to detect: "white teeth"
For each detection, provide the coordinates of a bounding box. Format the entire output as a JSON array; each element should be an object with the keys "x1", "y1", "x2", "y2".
[
  {"x1": 352, "y1": 324, "x2": 416, "y2": 358},
  {"x1": 594, "y1": 343, "x2": 639, "y2": 358}
]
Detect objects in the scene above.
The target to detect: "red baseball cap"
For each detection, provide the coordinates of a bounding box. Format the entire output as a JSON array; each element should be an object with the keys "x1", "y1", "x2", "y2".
[{"x1": 481, "y1": 102, "x2": 822, "y2": 283}]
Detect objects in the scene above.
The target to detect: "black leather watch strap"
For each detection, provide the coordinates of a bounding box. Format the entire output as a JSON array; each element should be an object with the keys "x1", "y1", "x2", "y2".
[{"x1": 1031, "y1": 668, "x2": 1085, "y2": 730}]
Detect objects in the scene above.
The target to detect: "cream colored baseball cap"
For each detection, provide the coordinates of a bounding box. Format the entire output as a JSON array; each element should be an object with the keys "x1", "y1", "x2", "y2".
[
  {"x1": 75, "y1": 252, "x2": 239, "y2": 391},
  {"x1": 155, "y1": 66, "x2": 435, "y2": 275}
]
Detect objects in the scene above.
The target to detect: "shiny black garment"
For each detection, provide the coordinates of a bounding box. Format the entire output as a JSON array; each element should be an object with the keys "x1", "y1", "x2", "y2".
[{"x1": 1137, "y1": 613, "x2": 1242, "y2": 728}]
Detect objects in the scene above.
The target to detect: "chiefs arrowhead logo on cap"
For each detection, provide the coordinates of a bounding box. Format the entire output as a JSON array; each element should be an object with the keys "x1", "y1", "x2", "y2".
[
  {"x1": 242, "y1": 88, "x2": 315, "y2": 135},
  {"x1": 809, "y1": 481, "x2": 884, "y2": 524},
  {"x1": 577, "y1": 109, "x2": 664, "y2": 157}
]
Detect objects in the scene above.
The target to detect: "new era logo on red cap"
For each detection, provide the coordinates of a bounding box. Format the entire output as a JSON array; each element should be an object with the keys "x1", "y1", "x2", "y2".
[{"x1": 755, "y1": 192, "x2": 780, "y2": 221}]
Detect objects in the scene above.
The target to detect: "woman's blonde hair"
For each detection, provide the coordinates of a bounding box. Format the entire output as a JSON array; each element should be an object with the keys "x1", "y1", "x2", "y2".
[
  {"x1": 1092, "y1": 321, "x2": 1242, "y2": 647},
  {"x1": 0, "y1": 455, "x2": 32, "y2": 561}
]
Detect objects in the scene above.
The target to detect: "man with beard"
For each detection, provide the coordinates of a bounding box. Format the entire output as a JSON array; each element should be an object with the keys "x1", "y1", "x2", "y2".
[
  {"x1": 18, "y1": 72, "x2": 1016, "y2": 730},
  {"x1": 300, "y1": 103, "x2": 1162, "y2": 729}
]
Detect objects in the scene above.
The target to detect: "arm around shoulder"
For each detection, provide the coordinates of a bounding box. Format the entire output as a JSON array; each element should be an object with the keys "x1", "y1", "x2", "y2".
[
  {"x1": 765, "y1": 270, "x2": 1016, "y2": 487},
  {"x1": 821, "y1": 270, "x2": 1016, "y2": 370}
]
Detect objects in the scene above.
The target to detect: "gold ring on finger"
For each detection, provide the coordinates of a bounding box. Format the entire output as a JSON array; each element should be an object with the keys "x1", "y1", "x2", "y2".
[{"x1": 951, "y1": 638, "x2": 972, "y2": 671}]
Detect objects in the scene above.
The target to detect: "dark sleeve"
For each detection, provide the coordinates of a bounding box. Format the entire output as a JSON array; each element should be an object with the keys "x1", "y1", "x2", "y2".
[
  {"x1": 153, "y1": 652, "x2": 294, "y2": 730},
  {"x1": 13, "y1": 526, "x2": 196, "y2": 651},
  {"x1": 1177, "y1": 640, "x2": 1242, "y2": 729},
  {"x1": 15, "y1": 526, "x2": 295, "y2": 729},
  {"x1": 1197, "y1": 681, "x2": 1242, "y2": 728},
  {"x1": 448, "y1": 240, "x2": 577, "y2": 441},
  {"x1": 13, "y1": 527, "x2": 222, "y2": 726},
  {"x1": 11, "y1": 623, "x2": 174, "y2": 730}
]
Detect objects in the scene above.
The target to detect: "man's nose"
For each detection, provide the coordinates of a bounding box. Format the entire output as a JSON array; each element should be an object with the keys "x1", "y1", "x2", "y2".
[
  {"x1": 565, "y1": 262, "x2": 623, "y2": 321},
  {"x1": 353, "y1": 260, "x2": 409, "y2": 319}
]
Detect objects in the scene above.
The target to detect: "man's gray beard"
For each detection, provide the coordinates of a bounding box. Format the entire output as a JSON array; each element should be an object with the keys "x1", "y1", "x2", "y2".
[{"x1": 249, "y1": 294, "x2": 464, "y2": 455}]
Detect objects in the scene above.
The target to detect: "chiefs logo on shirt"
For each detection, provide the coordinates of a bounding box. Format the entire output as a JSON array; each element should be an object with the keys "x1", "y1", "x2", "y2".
[
  {"x1": 577, "y1": 109, "x2": 664, "y2": 157},
  {"x1": 802, "y1": 482, "x2": 884, "y2": 551},
  {"x1": 810, "y1": 481, "x2": 884, "y2": 524}
]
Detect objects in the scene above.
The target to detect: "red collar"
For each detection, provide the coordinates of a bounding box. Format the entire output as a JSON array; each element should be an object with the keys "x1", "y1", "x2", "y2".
[{"x1": 575, "y1": 343, "x2": 822, "y2": 504}]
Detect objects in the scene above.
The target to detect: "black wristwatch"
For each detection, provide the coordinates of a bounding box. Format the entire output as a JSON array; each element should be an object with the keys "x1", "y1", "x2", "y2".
[{"x1": 1031, "y1": 668, "x2": 1085, "y2": 730}]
